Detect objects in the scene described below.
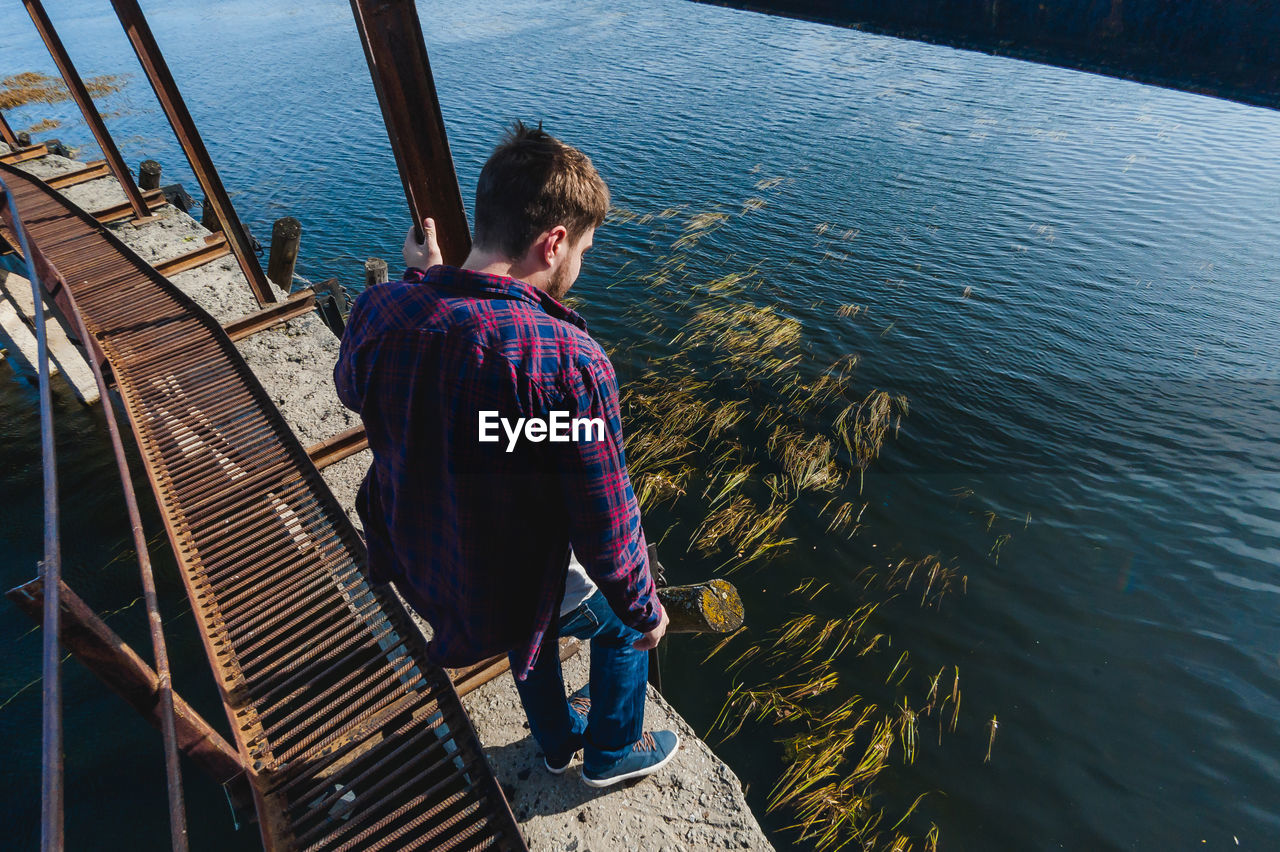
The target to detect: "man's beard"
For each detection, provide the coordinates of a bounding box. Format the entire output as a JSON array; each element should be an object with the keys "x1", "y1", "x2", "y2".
[{"x1": 547, "y1": 262, "x2": 571, "y2": 301}]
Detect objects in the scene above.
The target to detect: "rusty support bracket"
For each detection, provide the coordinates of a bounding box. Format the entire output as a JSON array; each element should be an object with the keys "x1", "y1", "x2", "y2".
[
  {"x1": 154, "y1": 233, "x2": 230, "y2": 278},
  {"x1": 223, "y1": 287, "x2": 315, "y2": 342},
  {"x1": 44, "y1": 159, "x2": 110, "y2": 189},
  {"x1": 90, "y1": 188, "x2": 167, "y2": 224},
  {"x1": 7, "y1": 576, "x2": 253, "y2": 811},
  {"x1": 108, "y1": 0, "x2": 278, "y2": 306},
  {"x1": 0, "y1": 143, "x2": 49, "y2": 165},
  {"x1": 305, "y1": 424, "x2": 368, "y2": 470},
  {"x1": 0, "y1": 110, "x2": 18, "y2": 147},
  {"x1": 24, "y1": 0, "x2": 151, "y2": 220},
  {"x1": 348, "y1": 0, "x2": 471, "y2": 264}
]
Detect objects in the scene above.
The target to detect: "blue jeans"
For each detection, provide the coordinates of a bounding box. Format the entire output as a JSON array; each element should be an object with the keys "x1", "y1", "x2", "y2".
[{"x1": 510, "y1": 590, "x2": 648, "y2": 774}]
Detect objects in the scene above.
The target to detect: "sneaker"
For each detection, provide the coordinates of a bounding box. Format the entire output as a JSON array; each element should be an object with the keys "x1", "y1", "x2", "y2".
[
  {"x1": 581, "y1": 730, "x2": 680, "y2": 788},
  {"x1": 544, "y1": 694, "x2": 592, "y2": 775}
]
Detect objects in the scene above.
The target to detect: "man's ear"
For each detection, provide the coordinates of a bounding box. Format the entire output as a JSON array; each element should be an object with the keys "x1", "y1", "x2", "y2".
[{"x1": 543, "y1": 226, "x2": 569, "y2": 266}]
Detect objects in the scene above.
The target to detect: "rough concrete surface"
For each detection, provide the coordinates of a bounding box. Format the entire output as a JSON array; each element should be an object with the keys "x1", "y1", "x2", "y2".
[
  {"x1": 5, "y1": 151, "x2": 775, "y2": 852},
  {"x1": 471, "y1": 650, "x2": 773, "y2": 852},
  {"x1": 233, "y1": 313, "x2": 358, "y2": 445},
  {"x1": 114, "y1": 205, "x2": 212, "y2": 267},
  {"x1": 14, "y1": 151, "x2": 83, "y2": 182},
  {"x1": 0, "y1": 269, "x2": 99, "y2": 404}
]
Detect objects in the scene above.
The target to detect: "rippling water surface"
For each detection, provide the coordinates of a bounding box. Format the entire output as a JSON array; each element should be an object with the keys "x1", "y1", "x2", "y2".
[{"x1": 2, "y1": 1, "x2": 1278, "y2": 848}]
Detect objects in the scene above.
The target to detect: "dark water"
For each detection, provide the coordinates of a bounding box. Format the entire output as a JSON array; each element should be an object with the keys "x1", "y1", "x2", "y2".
[{"x1": 2, "y1": 1, "x2": 1278, "y2": 849}]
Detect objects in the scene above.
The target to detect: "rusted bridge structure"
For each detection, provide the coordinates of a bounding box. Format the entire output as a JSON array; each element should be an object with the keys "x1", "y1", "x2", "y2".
[
  {"x1": 3, "y1": 0, "x2": 751, "y2": 847},
  {"x1": 1, "y1": 0, "x2": 521, "y2": 849}
]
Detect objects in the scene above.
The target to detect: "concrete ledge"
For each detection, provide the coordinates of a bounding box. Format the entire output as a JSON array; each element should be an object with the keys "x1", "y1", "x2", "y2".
[{"x1": 472, "y1": 650, "x2": 771, "y2": 851}]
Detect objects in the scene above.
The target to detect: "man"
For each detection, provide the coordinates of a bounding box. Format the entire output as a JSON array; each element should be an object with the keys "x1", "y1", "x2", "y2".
[{"x1": 334, "y1": 122, "x2": 678, "y2": 787}]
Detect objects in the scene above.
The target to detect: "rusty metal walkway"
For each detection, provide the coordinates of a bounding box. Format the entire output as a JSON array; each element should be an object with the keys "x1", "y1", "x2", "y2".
[{"x1": 1, "y1": 160, "x2": 526, "y2": 852}]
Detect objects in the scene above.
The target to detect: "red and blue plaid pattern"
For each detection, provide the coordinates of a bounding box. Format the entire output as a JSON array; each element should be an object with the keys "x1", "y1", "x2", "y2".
[{"x1": 335, "y1": 265, "x2": 658, "y2": 679}]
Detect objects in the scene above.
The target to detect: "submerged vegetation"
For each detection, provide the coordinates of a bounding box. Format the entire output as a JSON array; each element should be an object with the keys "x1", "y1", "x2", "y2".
[{"x1": 600, "y1": 172, "x2": 1009, "y2": 850}]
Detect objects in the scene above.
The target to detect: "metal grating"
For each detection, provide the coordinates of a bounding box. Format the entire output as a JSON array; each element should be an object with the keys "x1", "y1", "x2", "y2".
[{"x1": 1, "y1": 161, "x2": 526, "y2": 852}]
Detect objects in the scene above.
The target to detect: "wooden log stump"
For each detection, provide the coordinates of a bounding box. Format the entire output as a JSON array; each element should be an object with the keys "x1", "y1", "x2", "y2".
[
  {"x1": 365, "y1": 257, "x2": 389, "y2": 288},
  {"x1": 139, "y1": 159, "x2": 162, "y2": 190},
  {"x1": 657, "y1": 579, "x2": 744, "y2": 634},
  {"x1": 266, "y1": 216, "x2": 301, "y2": 293}
]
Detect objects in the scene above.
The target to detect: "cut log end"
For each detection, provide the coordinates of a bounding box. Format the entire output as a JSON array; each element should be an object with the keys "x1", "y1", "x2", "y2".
[{"x1": 658, "y1": 579, "x2": 744, "y2": 634}]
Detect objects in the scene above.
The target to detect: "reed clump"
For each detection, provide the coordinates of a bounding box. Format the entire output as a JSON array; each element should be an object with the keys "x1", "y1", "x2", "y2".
[
  {"x1": 0, "y1": 71, "x2": 126, "y2": 110},
  {"x1": 23, "y1": 117, "x2": 60, "y2": 133},
  {"x1": 711, "y1": 585, "x2": 962, "y2": 851},
  {"x1": 601, "y1": 187, "x2": 978, "y2": 852}
]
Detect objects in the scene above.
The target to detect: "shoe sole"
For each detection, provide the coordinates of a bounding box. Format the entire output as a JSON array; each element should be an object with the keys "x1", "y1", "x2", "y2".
[
  {"x1": 581, "y1": 732, "x2": 681, "y2": 788},
  {"x1": 545, "y1": 758, "x2": 570, "y2": 776}
]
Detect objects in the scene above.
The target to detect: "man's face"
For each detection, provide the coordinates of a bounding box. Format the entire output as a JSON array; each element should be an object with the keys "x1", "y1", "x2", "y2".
[{"x1": 547, "y1": 227, "x2": 595, "y2": 301}]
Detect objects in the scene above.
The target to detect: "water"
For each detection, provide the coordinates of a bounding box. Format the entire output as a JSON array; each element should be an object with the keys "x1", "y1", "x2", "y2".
[{"x1": 2, "y1": 0, "x2": 1278, "y2": 848}]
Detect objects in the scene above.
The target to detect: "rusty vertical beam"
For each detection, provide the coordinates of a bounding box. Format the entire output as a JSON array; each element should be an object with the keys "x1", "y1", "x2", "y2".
[
  {"x1": 0, "y1": 110, "x2": 18, "y2": 147},
  {"x1": 348, "y1": 0, "x2": 471, "y2": 265},
  {"x1": 107, "y1": 0, "x2": 278, "y2": 305},
  {"x1": 1, "y1": 177, "x2": 63, "y2": 852},
  {"x1": 7, "y1": 577, "x2": 251, "y2": 806},
  {"x1": 23, "y1": 0, "x2": 152, "y2": 222}
]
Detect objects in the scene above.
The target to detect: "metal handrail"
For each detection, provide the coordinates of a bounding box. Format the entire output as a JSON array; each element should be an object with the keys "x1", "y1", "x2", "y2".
[
  {"x1": 1, "y1": 175, "x2": 63, "y2": 852},
  {"x1": 1, "y1": 176, "x2": 189, "y2": 850}
]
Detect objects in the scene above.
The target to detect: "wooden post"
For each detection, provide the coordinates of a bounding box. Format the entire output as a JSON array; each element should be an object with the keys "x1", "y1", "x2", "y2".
[
  {"x1": 23, "y1": 0, "x2": 152, "y2": 221},
  {"x1": 657, "y1": 580, "x2": 745, "y2": 634},
  {"x1": 139, "y1": 159, "x2": 162, "y2": 190},
  {"x1": 7, "y1": 576, "x2": 252, "y2": 808},
  {"x1": 266, "y1": 217, "x2": 301, "y2": 293},
  {"x1": 364, "y1": 257, "x2": 389, "y2": 288}
]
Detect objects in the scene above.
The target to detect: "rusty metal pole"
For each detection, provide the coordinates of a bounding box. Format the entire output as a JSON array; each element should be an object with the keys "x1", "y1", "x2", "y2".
[
  {"x1": 0, "y1": 110, "x2": 18, "y2": 147},
  {"x1": 23, "y1": 0, "x2": 152, "y2": 222},
  {"x1": 7, "y1": 578, "x2": 251, "y2": 808},
  {"x1": 348, "y1": 0, "x2": 471, "y2": 265},
  {"x1": 107, "y1": 0, "x2": 278, "y2": 305}
]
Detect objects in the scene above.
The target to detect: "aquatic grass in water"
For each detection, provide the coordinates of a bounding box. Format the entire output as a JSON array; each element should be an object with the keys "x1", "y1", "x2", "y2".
[{"x1": 600, "y1": 177, "x2": 989, "y2": 850}]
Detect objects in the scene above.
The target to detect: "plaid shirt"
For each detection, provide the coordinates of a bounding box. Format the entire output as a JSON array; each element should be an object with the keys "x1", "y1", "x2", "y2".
[{"x1": 334, "y1": 265, "x2": 658, "y2": 679}]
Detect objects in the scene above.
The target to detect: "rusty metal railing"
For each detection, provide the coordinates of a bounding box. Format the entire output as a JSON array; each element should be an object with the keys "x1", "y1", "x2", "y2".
[
  {"x1": 1, "y1": 172, "x2": 64, "y2": 852},
  {"x1": 3, "y1": 173, "x2": 191, "y2": 850}
]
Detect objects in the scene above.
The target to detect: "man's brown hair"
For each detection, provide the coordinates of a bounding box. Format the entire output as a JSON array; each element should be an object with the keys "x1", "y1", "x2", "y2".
[{"x1": 473, "y1": 121, "x2": 610, "y2": 259}]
